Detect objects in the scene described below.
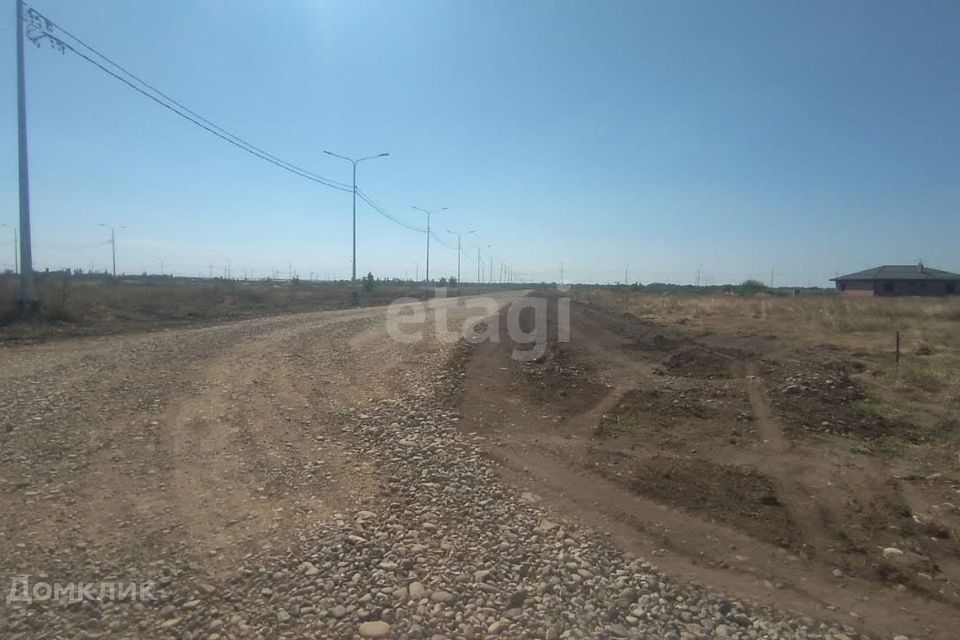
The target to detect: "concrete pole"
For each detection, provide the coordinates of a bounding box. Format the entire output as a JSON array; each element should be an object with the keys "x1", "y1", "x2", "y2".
[
  {"x1": 351, "y1": 161, "x2": 357, "y2": 282},
  {"x1": 16, "y1": 0, "x2": 39, "y2": 311}
]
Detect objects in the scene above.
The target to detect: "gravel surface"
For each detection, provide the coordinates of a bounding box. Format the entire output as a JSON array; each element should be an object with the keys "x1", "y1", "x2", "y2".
[
  {"x1": 4, "y1": 350, "x2": 874, "y2": 639},
  {"x1": 0, "y1": 297, "x2": 885, "y2": 639}
]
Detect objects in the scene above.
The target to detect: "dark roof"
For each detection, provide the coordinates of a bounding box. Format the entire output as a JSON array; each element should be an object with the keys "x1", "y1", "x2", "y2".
[{"x1": 832, "y1": 265, "x2": 960, "y2": 282}]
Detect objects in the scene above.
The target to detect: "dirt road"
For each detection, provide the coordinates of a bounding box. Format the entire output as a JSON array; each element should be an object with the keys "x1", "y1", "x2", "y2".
[
  {"x1": 0, "y1": 290, "x2": 919, "y2": 639},
  {"x1": 0, "y1": 292, "x2": 526, "y2": 579}
]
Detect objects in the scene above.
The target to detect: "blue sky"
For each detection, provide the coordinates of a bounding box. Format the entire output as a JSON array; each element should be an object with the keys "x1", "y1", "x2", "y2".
[{"x1": 2, "y1": 0, "x2": 958, "y2": 285}]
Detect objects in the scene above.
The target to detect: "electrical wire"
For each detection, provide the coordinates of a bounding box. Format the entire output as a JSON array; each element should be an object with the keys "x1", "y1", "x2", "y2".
[
  {"x1": 356, "y1": 190, "x2": 426, "y2": 233},
  {"x1": 23, "y1": 5, "x2": 353, "y2": 193},
  {"x1": 21, "y1": 6, "x2": 506, "y2": 264},
  {"x1": 36, "y1": 240, "x2": 113, "y2": 250}
]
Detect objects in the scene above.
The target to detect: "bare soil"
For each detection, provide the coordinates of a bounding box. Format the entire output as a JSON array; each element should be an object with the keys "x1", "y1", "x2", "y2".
[
  {"x1": 0, "y1": 293, "x2": 524, "y2": 583},
  {"x1": 455, "y1": 291, "x2": 960, "y2": 640}
]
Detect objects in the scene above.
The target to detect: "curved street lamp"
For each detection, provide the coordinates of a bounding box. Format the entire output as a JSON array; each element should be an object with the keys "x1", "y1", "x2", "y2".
[{"x1": 323, "y1": 150, "x2": 389, "y2": 282}]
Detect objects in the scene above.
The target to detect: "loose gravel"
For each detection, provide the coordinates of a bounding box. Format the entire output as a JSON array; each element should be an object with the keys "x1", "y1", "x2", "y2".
[{"x1": 3, "y1": 344, "x2": 878, "y2": 640}]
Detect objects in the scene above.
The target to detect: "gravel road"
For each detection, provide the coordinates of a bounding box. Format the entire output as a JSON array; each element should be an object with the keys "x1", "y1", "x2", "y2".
[{"x1": 0, "y1": 293, "x2": 876, "y2": 639}]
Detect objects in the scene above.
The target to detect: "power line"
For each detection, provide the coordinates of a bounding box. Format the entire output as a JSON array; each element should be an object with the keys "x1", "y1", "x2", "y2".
[
  {"x1": 24, "y1": 6, "x2": 354, "y2": 193},
  {"x1": 429, "y1": 230, "x2": 457, "y2": 250},
  {"x1": 36, "y1": 239, "x2": 112, "y2": 250},
  {"x1": 21, "y1": 5, "x2": 508, "y2": 272},
  {"x1": 356, "y1": 190, "x2": 426, "y2": 233}
]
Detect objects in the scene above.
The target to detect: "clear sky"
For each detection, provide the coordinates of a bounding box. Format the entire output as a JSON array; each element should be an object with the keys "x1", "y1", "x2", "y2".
[{"x1": 2, "y1": 0, "x2": 958, "y2": 285}]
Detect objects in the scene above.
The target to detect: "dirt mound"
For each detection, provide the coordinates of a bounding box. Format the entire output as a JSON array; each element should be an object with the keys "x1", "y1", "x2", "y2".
[
  {"x1": 510, "y1": 298, "x2": 607, "y2": 411},
  {"x1": 609, "y1": 387, "x2": 714, "y2": 420},
  {"x1": 663, "y1": 347, "x2": 740, "y2": 379},
  {"x1": 623, "y1": 331, "x2": 689, "y2": 353},
  {"x1": 595, "y1": 387, "x2": 753, "y2": 441},
  {"x1": 623, "y1": 457, "x2": 798, "y2": 548},
  {"x1": 577, "y1": 304, "x2": 691, "y2": 353},
  {"x1": 769, "y1": 367, "x2": 920, "y2": 441},
  {"x1": 516, "y1": 342, "x2": 605, "y2": 407}
]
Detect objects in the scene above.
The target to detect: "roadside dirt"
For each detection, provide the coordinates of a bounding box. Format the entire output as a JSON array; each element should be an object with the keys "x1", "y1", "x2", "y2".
[
  {"x1": 3, "y1": 288, "x2": 957, "y2": 638},
  {"x1": 455, "y1": 291, "x2": 960, "y2": 640},
  {"x1": 0, "y1": 293, "x2": 524, "y2": 586}
]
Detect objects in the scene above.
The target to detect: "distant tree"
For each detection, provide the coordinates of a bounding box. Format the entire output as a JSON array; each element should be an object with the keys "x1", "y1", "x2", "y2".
[
  {"x1": 738, "y1": 279, "x2": 769, "y2": 295},
  {"x1": 438, "y1": 276, "x2": 448, "y2": 286},
  {"x1": 448, "y1": 276, "x2": 457, "y2": 287},
  {"x1": 362, "y1": 271, "x2": 376, "y2": 292}
]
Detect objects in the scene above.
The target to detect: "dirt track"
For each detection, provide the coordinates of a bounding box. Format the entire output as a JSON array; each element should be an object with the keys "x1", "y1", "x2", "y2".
[
  {"x1": 0, "y1": 290, "x2": 952, "y2": 638},
  {"x1": 0, "y1": 292, "x2": 526, "y2": 579},
  {"x1": 457, "y1": 294, "x2": 960, "y2": 640}
]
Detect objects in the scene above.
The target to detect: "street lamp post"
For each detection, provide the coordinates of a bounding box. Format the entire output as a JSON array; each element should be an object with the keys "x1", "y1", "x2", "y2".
[
  {"x1": 323, "y1": 150, "x2": 389, "y2": 282},
  {"x1": 412, "y1": 206, "x2": 448, "y2": 283},
  {"x1": 0, "y1": 223, "x2": 17, "y2": 274},
  {"x1": 446, "y1": 229, "x2": 473, "y2": 284}
]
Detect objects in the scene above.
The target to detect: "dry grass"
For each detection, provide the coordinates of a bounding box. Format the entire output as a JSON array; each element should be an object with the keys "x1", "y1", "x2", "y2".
[
  {"x1": 580, "y1": 289, "x2": 960, "y2": 348},
  {"x1": 0, "y1": 274, "x2": 463, "y2": 342},
  {"x1": 577, "y1": 289, "x2": 960, "y2": 439}
]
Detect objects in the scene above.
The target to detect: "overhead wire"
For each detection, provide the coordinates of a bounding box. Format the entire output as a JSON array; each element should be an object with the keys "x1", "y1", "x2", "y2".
[
  {"x1": 21, "y1": 5, "x2": 506, "y2": 268},
  {"x1": 356, "y1": 190, "x2": 426, "y2": 233}
]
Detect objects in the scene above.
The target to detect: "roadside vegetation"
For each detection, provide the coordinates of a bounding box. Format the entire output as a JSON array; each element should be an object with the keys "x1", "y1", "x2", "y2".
[
  {"x1": 577, "y1": 288, "x2": 960, "y2": 462},
  {"x1": 0, "y1": 273, "x2": 482, "y2": 343}
]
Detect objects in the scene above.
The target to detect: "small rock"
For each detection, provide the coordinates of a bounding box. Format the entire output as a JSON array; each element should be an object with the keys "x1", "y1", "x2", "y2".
[
  {"x1": 520, "y1": 492, "x2": 542, "y2": 504},
  {"x1": 409, "y1": 581, "x2": 426, "y2": 599},
  {"x1": 358, "y1": 620, "x2": 391, "y2": 638},
  {"x1": 430, "y1": 589, "x2": 455, "y2": 604}
]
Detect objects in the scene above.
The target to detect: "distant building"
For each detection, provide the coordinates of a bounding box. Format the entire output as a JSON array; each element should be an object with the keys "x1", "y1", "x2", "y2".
[{"x1": 831, "y1": 264, "x2": 960, "y2": 296}]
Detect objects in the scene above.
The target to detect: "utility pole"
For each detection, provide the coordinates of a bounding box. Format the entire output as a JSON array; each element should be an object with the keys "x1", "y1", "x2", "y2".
[
  {"x1": 324, "y1": 150, "x2": 389, "y2": 282},
  {"x1": 446, "y1": 229, "x2": 473, "y2": 284},
  {"x1": 770, "y1": 267, "x2": 775, "y2": 288},
  {"x1": 412, "y1": 205, "x2": 448, "y2": 283},
  {"x1": 160, "y1": 257, "x2": 164, "y2": 276},
  {"x1": 16, "y1": 0, "x2": 38, "y2": 311},
  {"x1": 625, "y1": 264, "x2": 629, "y2": 285},
  {"x1": 99, "y1": 224, "x2": 123, "y2": 277},
  {"x1": 0, "y1": 223, "x2": 17, "y2": 274},
  {"x1": 560, "y1": 262, "x2": 564, "y2": 285},
  {"x1": 476, "y1": 248, "x2": 481, "y2": 285}
]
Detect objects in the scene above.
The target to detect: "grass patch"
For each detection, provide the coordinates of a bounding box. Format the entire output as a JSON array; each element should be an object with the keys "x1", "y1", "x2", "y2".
[
  {"x1": 595, "y1": 414, "x2": 639, "y2": 439},
  {"x1": 874, "y1": 435, "x2": 907, "y2": 457}
]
